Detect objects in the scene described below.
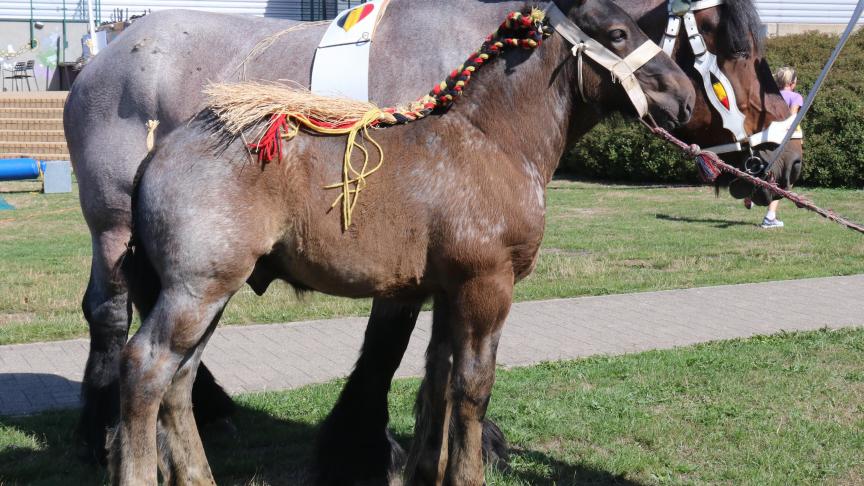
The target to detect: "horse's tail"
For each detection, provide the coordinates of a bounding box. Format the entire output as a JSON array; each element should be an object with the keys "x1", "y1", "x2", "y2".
[
  {"x1": 118, "y1": 234, "x2": 161, "y2": 320},
  {"x1": 114, "y1": 150, "x2": 161, "y2": 319}
]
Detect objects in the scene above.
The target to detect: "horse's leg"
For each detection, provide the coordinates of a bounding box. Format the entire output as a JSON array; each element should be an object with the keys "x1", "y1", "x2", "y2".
[
  {"x1": 407, "y1": 275, "x2": 513, "y2": 485},
  {"x1": 156, "y1": 308, "x2": 224, "y2": 486},
  {"x1": 77, "y1": 226, "x2": 233, "y2": 464},
  {"x1": 405, "y1": 296, "x2": 455, "y2": 485},
  {"x1": 315, "y1": 297, "x2": 424, "y2": 485},
  {"x1": 78, "y1": 228, "x2": 133, "y2": 463},
  {"x1": 110, "y1": 286, "x2": 228, "y2": 486},
  {"x1": 316, "y1": 295, "x2": 509, "y2": 484},
  {"x1": 75, "y1": 201, "x2": 231, "y2": 462},
  {"x1": 444, "y1": 274, "x2": 512, "y2": 485}
]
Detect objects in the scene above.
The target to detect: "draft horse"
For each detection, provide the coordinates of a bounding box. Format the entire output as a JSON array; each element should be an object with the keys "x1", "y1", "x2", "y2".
[
  {"x1": 111, "y1": 0, "x2": 695, "y2": 484},
  {"x1": 317, "y1": 0, "x2": 807, "y2": 480}
]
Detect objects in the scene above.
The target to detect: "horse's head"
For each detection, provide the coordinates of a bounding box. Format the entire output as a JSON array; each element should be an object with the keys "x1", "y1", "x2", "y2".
[
  {"x1": 662, "y1": 0, "x2": 803, "y2": 205},
  {"x1": 550, "y1": 0, "x2": 696, "y2": 130}
]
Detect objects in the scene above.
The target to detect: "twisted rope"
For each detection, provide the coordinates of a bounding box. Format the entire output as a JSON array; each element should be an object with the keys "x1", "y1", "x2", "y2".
[{"x1": 651, "y1": 126, "x2": 864, "y2": 234}]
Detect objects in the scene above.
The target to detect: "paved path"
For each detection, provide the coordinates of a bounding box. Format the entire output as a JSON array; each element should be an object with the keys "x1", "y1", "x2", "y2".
[{"x1": 1, "y1": 275, "x2": 862, "y2": 416}]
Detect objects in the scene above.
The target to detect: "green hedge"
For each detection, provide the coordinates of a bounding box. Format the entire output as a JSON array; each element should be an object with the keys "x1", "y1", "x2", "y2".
[{"x1": 562, "y1": 31, "x2": 864, "y2": 188}]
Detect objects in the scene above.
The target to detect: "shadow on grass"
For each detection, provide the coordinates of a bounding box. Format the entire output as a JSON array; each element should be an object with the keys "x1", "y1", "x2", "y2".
[
  {"x1": 501, "y1": 448, "x2": 646, "y2": 486},
  {"x1": 0, "y1": 403, "x2": 643, "y2": 485},
  {"x1": 656, "y1": 213, "x2": 755, "y2": 229}
]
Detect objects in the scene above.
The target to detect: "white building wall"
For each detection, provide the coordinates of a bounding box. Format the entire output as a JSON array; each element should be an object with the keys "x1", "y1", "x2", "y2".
[
  {"x1": 3, "y1": 1, "x2": 862, "y2": 24},
  {"x1": 0, "y1": 0, "x2": 362, "y2": 21},
  {"x1": 756, "y1": 0, "x2": 864, "y2": 24}
]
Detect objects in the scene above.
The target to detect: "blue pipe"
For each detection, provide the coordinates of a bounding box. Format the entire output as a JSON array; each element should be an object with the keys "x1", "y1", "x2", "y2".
[{"x1": 0, "y1": 158, "x2": 47, "y2": 181}]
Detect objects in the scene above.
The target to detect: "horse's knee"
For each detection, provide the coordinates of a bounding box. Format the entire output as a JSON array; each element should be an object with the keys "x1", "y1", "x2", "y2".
[{"x1": 118, "y1": 335, "x2": 157, "y2": 396}]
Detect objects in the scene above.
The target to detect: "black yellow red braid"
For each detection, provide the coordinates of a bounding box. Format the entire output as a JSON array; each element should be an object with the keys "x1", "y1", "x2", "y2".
[
  {"x1": 250, "y1": 7, "x2": 552, "y2": 161},
  {"x1": 243, "y1": 7, "x2": 551, "y2": 230},
  {"x1": 381, "y1": 8, "x2": 552, "y2": 123}
]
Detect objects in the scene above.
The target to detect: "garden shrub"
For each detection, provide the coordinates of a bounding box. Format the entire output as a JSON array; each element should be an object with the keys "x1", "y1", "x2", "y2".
[{"x1": 561, "y1": 30, "x2": 864, "y2": 188}]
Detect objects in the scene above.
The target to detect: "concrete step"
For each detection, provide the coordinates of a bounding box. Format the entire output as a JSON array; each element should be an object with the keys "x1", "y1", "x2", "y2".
[
  {"x1": 0, "y1": 130, "x2": 67, "y2": 143},
  {"x1": 0, "y1": 107, "x2": 64, "y2": 120},
  {"x1": 0, "y1": 118, "x2": 65, "y2": 131},
  {"x1": 0, "y1": 152, "x2": 70, "y2": 161},
  {"x1": 0, "y1": 141, "x2": 69, "y2": 157},
  {"x1": 0, "y1": 92, "x2": 68, "y2": 109}
]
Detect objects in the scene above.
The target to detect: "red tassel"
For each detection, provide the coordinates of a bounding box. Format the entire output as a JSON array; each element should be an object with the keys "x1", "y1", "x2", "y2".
[
  {"x1": 249, "y1": 114, "x2": 288, "y2": 164},
  {"x1": 695, "y1": 154, "x2": 721, "y2": 183}
]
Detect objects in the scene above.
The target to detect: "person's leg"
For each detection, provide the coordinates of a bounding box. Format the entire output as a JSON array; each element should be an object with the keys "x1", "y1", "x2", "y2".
[{"x1": 761, "y1": 199, "x2": 784, "y2": 228}]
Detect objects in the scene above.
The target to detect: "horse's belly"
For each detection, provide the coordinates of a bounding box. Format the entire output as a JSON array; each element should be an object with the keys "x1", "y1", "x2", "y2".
[{"x1": 275, "y1": 226, "x2": 430, "y2": 298}]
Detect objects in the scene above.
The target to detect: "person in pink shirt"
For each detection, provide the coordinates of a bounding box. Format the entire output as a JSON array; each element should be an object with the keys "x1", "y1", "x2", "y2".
[{"x1": 749, "y1": 66, "x2": 803, "y2": 228}]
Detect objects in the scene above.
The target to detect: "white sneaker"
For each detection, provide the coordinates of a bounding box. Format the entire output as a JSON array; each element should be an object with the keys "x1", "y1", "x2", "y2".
[{"x1": 761, "y1": 218, "x2": 785, "y2": 229}]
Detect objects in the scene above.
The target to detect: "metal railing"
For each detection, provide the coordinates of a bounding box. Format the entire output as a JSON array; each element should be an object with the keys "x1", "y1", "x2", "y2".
[{"x1": 302, "y1": 0, "x2": 368, "y2": 21}]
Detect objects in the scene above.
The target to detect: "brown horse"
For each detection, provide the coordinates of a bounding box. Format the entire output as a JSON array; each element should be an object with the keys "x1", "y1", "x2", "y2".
[
  {"x1": 315, "y1": 0, "x2": 804, "y2": 482},
  {"x1": 111, "y1": 1, "x2": 694, "y2": 484}
]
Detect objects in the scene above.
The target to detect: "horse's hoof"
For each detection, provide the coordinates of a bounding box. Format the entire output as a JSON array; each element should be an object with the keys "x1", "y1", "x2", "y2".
[
  {"x1": 482, "y1": 419, "x2": 510, "y2": 470},
  {"x1": 386, "y1": 428, "x2": 406, "y2": 484},
  {"x1": 314, "y1": 424, "x2": 404, "y2": 485},
  {"x1": 74, "y1": 435, "x2": 106, "y2": 466},
  {"x1": 73, "y1": 417, "x2": 109, "y2": 466}
]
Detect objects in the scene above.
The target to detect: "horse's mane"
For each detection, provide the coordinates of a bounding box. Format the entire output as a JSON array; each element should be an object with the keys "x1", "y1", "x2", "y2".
[{"x1": 721, "y1": 0, "x2": 764, "y2": 57}]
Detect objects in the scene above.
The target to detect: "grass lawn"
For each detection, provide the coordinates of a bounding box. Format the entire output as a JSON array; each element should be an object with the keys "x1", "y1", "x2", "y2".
[
  {"x1": 1, "y1": 179, "x2": 863, "y2": 345},
  {"x1": 1, "y1": 327, "x2": 862, "y2": 485}
]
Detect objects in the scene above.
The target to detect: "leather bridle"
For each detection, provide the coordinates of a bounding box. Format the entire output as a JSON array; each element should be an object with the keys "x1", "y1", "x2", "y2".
[
  {"x1": 545, "y1": 2, "x2": 665, "y2": 120},
  {"x1": 661, "y1": 0, "x2": 802, "y2": 176}
]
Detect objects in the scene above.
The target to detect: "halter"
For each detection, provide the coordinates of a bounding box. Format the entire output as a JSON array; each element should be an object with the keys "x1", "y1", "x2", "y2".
[
  {"x1": 545, "y1": 2, "x2": 664, "y2": 119},
  {"x1": 661, "y1": 0, "x2": 803, "y2": 165}
]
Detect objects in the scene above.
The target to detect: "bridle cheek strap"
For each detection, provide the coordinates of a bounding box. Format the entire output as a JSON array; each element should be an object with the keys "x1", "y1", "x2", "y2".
[
  {"x1": 546, "y1": 3, "x2": 662, "y2": 119},
  {"x1": 664, "y1": 6, "x2": 748, "y2": 143},
  {"x1": 610, "y1": 42, "x2": 663, "y2": 118}
]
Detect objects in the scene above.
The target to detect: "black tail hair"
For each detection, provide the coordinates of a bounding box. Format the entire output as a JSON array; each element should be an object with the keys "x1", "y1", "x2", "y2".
[{"x1": 115, "y1": 149, "x2": 161, "y2": 319}]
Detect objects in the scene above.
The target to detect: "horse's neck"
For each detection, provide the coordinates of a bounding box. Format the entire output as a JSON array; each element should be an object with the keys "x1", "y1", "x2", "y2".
[{"x1": 448, "y1": 33, "x2": 579, "y2": 184}]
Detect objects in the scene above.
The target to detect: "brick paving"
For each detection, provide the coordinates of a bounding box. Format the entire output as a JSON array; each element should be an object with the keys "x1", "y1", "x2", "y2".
[{"x1": 1, "y1": 275, "x2": 862, "y2": 416}]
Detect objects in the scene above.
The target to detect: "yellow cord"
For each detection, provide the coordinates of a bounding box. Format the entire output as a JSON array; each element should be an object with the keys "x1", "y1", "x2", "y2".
[{"x1": 270, "y1": 109, "x2": 385, "y2": 230}]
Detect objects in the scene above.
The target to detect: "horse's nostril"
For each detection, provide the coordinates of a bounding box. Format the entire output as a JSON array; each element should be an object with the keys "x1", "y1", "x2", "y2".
[{"x1": 677, "y1": 102, "x2": 693, "y2": 125}]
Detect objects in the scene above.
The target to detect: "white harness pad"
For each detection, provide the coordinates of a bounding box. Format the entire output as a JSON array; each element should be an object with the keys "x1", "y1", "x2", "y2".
[{"x1": 311, "y1": 1, "x2": 388, "y2": 101}]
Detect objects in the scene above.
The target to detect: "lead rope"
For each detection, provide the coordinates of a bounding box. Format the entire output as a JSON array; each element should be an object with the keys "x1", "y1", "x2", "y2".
[{"x1": 648, "y1": 124, "x2": 864, "y2": 234}]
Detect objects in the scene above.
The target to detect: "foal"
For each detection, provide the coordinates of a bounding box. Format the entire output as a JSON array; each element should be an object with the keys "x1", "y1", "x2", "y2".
[{"x1": 113, "y1": 1, "x2": 694, "y2": 484}]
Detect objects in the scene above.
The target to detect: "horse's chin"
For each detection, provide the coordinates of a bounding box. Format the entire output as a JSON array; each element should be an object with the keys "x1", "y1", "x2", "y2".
[{"x1": 649, "y1": 107, "x2": 683, "y2": 131}]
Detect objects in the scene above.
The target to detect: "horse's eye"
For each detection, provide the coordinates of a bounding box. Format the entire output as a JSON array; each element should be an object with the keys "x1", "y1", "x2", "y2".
[{"x1": 609, "y1": 29, "x2": 627, "y2": 43}]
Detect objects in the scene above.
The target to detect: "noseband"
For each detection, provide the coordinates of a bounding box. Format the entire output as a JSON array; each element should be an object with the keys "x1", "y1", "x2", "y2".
[
  {"x1": 545, "y1": 3, "x2": 664, "y2": 119},
  {"x1": 661, "y1": 0, "x2": 802, "y2": 174}
]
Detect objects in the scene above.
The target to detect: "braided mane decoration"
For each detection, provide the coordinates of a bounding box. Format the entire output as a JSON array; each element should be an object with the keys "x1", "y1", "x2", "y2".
[{"x1": 206, "y1": 7, "x2": 551, "y2": 230}]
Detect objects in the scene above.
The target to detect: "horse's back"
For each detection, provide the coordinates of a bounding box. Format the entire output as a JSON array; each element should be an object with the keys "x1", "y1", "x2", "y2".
[
  {"x1": 64, "y1": 10, "x2": 322, "y2": 223},
  {"x1": 65, "y1": 10, "x2": 316, "y2": 139}
]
